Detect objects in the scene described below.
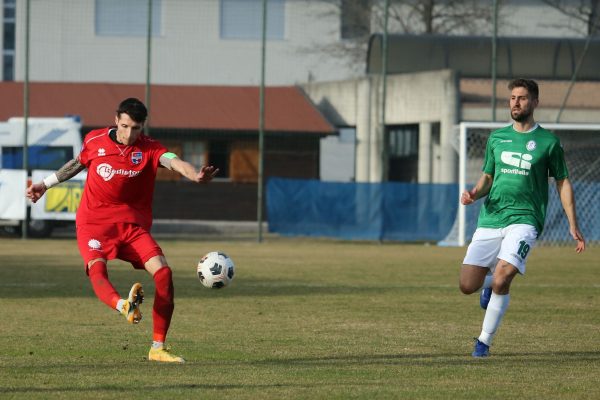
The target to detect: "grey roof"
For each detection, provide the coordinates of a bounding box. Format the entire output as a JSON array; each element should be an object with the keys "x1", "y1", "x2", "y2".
[{"x1": 367, "y1": 34, "x2": 600, "y2": 81}]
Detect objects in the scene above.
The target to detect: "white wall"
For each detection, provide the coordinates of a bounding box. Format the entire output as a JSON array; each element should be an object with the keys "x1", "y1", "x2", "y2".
[
  {"x1": 9, "y1": 0, "x2": 594, "y2": 85},
  {"x1": 304, "y1": 70, "x2": 459, "y2": 184},
  {"x1": 13, "y1": 0, "x2": 360, "y2": 85}
]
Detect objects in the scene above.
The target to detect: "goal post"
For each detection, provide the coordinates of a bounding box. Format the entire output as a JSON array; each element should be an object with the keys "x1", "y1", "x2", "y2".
[{"x1": 443, "y1": 121, "x2": 600, "y2": 247}]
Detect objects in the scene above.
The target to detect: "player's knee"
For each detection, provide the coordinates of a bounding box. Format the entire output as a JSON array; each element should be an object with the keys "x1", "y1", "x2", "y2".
[
  {"x1": 157, "y1": 265, "x2": 172, "y2": 279},
  {"x1": 491, "y1": 279, "x2": 511, "y2": 294},
  {"x1": 459, "y1": 280, "x2": 478, "y2": 295}
]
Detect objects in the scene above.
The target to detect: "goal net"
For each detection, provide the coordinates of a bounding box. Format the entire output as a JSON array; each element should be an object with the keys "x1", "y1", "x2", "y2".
[{"x1": 440, "y1": 122, "x2": 600, "y2": 246}]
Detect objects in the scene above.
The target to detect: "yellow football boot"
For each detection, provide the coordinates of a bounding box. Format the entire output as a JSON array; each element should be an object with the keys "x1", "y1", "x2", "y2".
[
  {"x1": 148, "y1": 346, "x2": 185, "y2": 363},
  {"x1": 120, "y1": 282, "x2": 144, "y2": 324}
]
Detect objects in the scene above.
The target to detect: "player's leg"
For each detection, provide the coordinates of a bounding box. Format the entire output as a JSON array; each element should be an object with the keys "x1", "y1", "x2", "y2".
[
  {"x1": 144, "y1": 255, "x2": 184, "y2": 363},
  {"x1": 88, "y1": 258, "x2": 143, "y2": 324},
  {"x1": 459, "y1": 227, "x2": 502, "y2": 295},
  {"x1": 459, "y1": 265, "x2": 490, "y2": 294},
  {"x1": 474, "y1": 224, "x2": 537, "y2": 357},
  {"x1": 87, "y1": 258, "x2": 120, "y2": 308},
  {"x1": 77, "y1": 224, "x2": 144, "y2": 324},
  {"x1": 119, "y1": 225, "x2": 184, "y2": 363},
  {"x1": 474, "y1": 260, "x2": 518, "y2": 356}
]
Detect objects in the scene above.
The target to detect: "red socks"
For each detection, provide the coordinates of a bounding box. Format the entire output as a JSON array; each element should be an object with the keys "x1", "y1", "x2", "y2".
[
  {"x1": 88, "y1": 262, "x2": 175, "y2": 342},
  {"x1": 152, "y1": 267, "x2": 175, "y2": 343},
  {"x1": 88, "y1": 261, "x2": 120, "y2": 309}
]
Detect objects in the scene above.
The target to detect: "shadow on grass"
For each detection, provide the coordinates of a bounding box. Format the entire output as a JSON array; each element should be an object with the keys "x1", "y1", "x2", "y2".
[
  {"x1": 0, "y1": 277, "x2": 429, "y2": 299},
  {"x1": 246, "y1": 350, "x2": 600, "y2": 366},
  {"x1": 0, "y1": 254, "x2": 451, "y2": 299},
  {"x1": 3, "y1": 350, "x2": 600, "y2": 395},
  {"x1": 0, "y1": 381, "x2": 373, "y2": 395}
]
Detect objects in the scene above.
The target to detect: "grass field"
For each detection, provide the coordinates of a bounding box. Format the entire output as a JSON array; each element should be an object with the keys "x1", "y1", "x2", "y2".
[{"x1": 0, "y1": 237, "x2": 598, "y2": 399}]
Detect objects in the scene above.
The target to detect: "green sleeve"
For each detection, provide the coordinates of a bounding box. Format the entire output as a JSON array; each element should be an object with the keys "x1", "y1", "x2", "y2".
[
  {"x1": 482, "y1": 135, "x2": 495, "y2": 175},
  {"x1": 548, "y1": 140, "x2": 568, "y2": 180}
]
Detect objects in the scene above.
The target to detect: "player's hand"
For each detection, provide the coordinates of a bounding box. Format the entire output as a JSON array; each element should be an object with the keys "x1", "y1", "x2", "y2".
[
  {"x1": 25, "y1": 182, "x2": 47, "y2": 203},
  {"x1": 570, "y1": 227, "x2": 586, "y2": 253},
  {"x1": 195, "y1": 165, "x2": 219, "y2": 183},
  {"x1": 461, "y1": 188, "x2": 477, "y2": 205}
]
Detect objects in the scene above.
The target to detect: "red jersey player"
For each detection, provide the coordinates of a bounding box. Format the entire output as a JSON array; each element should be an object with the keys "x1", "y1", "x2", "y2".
[{"x1": 26, "y1": 98, "x2": 218, "y2": 363}]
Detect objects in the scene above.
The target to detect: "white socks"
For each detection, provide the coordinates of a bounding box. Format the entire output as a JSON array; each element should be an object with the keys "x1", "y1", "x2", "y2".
[
  {"x1": 116, "y1": 299, "x2": 125, "y2": 312},
  {"x1": 478, "y1": 292, "x2": 510, "y2": 346},
  {"x1": 152, "y1": 341, "x2": 164, "y2": 349},
  {"x1": 483, "y1": 273, "x2": 493, "y2": 289}
]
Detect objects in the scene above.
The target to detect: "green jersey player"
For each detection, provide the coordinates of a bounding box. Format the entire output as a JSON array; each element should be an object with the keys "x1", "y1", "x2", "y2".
[{"x1": 458, "y1": 78, "x2": 586, "y2": 358}]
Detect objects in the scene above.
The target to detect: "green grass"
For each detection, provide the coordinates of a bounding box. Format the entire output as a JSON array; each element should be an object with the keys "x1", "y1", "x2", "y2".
[{"x1": 0, "y1": 238, "x2": 598, "y2": 399}]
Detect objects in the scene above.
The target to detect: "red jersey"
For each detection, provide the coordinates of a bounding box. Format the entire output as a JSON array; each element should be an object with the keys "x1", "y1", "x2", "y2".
[{"x1": 76, "y1": 127, "x2": 167, "y2": 230}]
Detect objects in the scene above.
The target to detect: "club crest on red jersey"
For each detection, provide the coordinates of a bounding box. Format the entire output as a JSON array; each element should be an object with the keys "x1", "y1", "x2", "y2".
[{"x1": 131, "y1": 151, "x2": 143, "y2": 165}]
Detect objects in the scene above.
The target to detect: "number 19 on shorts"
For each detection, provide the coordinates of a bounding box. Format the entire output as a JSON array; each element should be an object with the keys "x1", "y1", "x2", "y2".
[{"x1": 518, "y1": 240, "x2": 531, "y2": 259}]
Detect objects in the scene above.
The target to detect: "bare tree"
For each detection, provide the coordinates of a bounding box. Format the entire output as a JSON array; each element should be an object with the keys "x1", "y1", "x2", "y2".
[
  {"x1": 382, "y1": 0, "x2": 504, "y2": 35},
  {"x1": 541, "y1": 0, "x2": 600, "y2": 36},
  {"x1": 301, "y1": 0, "x2": 505, "y2": 74}
]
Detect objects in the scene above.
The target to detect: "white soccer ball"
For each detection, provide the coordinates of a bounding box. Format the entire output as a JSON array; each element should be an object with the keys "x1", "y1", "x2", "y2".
[{"x1": 197, "y1": 251, "x2": 235, "y2": 289}]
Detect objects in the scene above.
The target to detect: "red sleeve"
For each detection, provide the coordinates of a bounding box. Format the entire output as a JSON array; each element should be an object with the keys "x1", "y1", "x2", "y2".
[
  {"x1": 78, "y1": 133, "x2": 94, "y2": 167},
  {"x1": 144, "y1": 135, "x2": 168, "y2": 169}
]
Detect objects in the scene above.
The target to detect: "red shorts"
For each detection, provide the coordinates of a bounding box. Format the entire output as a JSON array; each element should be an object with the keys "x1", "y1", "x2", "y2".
[{"x1": 76, "y1": 223, "x2": 163, "y2": 273}]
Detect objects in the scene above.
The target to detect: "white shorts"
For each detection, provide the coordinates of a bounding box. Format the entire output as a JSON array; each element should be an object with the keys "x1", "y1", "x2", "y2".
[{"x1": 462, "y1": 224, "x2": 538, "y2": 275}]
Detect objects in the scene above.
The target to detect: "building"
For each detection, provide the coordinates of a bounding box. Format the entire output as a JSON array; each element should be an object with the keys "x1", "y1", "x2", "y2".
[
  {"x1": 303, "y1": 34, "x2": 600, "y2": 184},
  {"x1": 2, "y1": 0, "x2": 599, "y2": 219},
  {"x1": 0, "y1": 81, "x2": 334, "y2": 220}
]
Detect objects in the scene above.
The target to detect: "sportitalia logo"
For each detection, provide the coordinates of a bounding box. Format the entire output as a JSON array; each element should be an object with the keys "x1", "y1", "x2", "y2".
[{"x1": 500, "y1": 151, "x2": 532, "y2": 176}]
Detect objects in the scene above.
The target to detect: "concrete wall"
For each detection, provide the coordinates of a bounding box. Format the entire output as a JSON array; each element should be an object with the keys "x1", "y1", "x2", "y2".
[
  {"x1": 303, "y1": 69, "x2": 459, "y2": 183},
  {"x1": 13, "y1": 0, "x2": 359, "y2": 85}
]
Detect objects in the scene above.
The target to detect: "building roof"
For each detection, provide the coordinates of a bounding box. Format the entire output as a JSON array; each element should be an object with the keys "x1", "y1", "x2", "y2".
[
  {"x1": 367, "y1": 34, "x2": 600, "y2": 81},
  {"x1": 0, "y1": 82, "x2": 335, "y2": 134},
  {"x1": 461, "y1": 78, "x2": 600, "y2": 109}
]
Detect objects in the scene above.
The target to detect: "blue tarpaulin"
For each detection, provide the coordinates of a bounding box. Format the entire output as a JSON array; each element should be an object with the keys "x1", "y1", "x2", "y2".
[
  {"x1": 266, "y1": 178, "x2": 459, "y2": 241},
  {"x1": 267, "y1": 178, "x2": 600, "y2": 243}
]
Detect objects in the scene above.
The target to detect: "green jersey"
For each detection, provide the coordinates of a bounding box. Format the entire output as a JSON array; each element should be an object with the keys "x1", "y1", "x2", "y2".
[{"x1": 477, "y1": 124, "x2": 568, "y2": 235}]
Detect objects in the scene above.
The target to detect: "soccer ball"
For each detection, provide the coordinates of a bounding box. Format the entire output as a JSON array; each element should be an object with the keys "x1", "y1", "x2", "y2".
[{"x1": 197, "y1": 251, "x2": 235, "y2": 289}]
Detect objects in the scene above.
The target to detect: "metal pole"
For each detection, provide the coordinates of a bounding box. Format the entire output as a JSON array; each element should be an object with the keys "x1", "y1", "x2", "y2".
[
  {"x1": 380, "y1": 0, "x2": 389, "y2": 182},
  {"x1": 458, "y1": 123, "x2": 467, "y2": 247},
  {"x1": 257, "y1": 0, "x2": 267, "y2": 242},
  {"x1": 556, "y1": 30, "x2": 596, "y2": 122},
  {"x1": 491, "y1": 0, "x2": 498, "y2": 122},
  {"x1": 145, "y1": 0, "x2": 152, "y2": 134},
  {"x1": 21, "y1": 0, "x2": 31, "y2": 240}
]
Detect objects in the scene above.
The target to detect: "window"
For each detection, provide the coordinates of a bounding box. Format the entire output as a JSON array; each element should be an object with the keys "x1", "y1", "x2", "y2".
[
  {"x1": 341, "y1": 0, "x2": 370, "y2": 39},
  {"x1": 182, "y1": 141, "x2": 207, "y2": 171},
  {"x1": 2, "y1": 0, "x2": 15, "y2": 81},
  {"x1": 388, "y1": 124, "x2": 418, "y2": 157},
  {"x1": 387, "y1": 124, "x2": 419, "y2": 182},
  {"x1": 220, "y1": 0, "x2": 285, "y2": 40},
  {"x1": 95, "y1": 0, "x2": 162, "y2": 37},
  {"x1": 208, "y1": 140, "x2": 230, "y2": 179}
]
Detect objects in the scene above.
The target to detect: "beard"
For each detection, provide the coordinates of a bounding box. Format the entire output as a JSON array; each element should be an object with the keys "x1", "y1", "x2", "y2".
[{"x1": 511, "y1": 107, "x2": 532, "y2": 122}]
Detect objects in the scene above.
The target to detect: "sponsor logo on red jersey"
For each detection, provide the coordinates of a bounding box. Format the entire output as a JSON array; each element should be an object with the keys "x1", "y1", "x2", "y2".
[{"x1": 96, "y1": 163, "x2": 141, "y2": 181}]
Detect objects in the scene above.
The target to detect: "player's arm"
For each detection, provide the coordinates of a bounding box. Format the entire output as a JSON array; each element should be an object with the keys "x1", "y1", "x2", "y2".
[
  {"x1": 26, "y1": 158, "x2": 86, "y2": 203},
  {"x1": 555, "y1": 178, "x2": 585, "y2": 253},
  {"x1": 461, "y1": 173, "x2": 493, "y2": 205},
  {"x1": 159, "y1": 152, "x2": 219, "y2": 183}
]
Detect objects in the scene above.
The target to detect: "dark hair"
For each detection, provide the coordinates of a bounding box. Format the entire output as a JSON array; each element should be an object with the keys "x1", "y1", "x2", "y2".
[
  {"x1": 116, "y1": 98, "x2": 148, "y2": 123},
  {"x1": 508, "y1": 78, "x2": 539, "y2": 100}
]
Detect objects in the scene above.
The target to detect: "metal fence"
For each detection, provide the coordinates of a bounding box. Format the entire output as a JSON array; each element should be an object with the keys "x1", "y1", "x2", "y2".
[{"x1": 2, "y1": 0, "x2": 598, "y2": 244}]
